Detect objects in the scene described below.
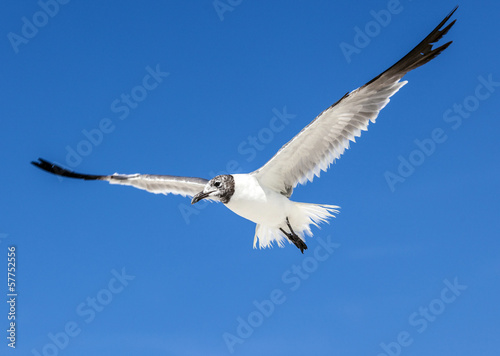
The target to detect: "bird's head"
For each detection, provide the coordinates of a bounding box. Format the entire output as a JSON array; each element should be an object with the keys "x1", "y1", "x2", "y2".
[{"x1": 191, "y1": 174, "x2": 235, "y2": 204}]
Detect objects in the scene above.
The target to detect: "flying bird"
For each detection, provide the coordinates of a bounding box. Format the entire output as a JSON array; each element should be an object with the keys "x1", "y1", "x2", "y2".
[{"x1": 32, "y1": 8, "x2": 457, "y2": 253}]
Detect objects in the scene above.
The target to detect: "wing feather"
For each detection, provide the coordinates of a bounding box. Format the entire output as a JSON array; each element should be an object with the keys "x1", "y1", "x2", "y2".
[
  {"x1": 31, "y1": 158, "x2": 208, "y2": 198},
  {"x1": 251, "y1": 7, "x2": 457, "y2": 196}
]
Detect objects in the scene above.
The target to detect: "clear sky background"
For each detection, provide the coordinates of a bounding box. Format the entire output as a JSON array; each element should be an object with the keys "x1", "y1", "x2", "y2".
[{"x1": 1, "y1": 1, "x2": 499, "y2": 355}]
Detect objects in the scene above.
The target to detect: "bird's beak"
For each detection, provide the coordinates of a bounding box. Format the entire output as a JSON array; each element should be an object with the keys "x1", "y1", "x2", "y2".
[{"x1": 191, "y1": 191, "x2": 211, "y2": 204}]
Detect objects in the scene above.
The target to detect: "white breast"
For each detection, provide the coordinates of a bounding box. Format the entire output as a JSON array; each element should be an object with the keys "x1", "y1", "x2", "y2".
[{"x1": 224, "y1": 174, "x2": 292, "y2": 227}]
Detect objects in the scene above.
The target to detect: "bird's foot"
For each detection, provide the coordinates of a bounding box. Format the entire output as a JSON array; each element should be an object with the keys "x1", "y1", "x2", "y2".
[{"x1": 280, "y1": 217, "x2": 308, "y2": 253}]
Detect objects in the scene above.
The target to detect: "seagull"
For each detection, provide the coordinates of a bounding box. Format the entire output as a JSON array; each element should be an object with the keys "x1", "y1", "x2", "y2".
[{"x1": 32, "y1": 8, "x2": 457, "y2": 253}]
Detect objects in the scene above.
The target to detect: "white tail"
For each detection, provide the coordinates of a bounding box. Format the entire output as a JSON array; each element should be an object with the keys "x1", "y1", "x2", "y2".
[{"x1": 253, "y1": 202, "x2": 340, "y2": 249}]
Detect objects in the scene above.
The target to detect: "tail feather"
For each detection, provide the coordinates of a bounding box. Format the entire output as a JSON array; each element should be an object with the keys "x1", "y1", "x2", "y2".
[
  {"x1": 296, "y1": 202, "x2": 340, "y2": 236},
  {"x1": 253, "y1": 203, "x2": 339, "y2": 249}
]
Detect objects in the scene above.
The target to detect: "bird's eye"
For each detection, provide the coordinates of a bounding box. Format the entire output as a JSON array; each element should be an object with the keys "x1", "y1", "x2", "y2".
[{"x1": 214, "y1": 181, "x2": 221, "y2": 188}]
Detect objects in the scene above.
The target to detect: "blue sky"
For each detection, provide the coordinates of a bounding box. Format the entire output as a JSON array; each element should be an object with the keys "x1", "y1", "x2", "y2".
[{"x1": 1, "y1": 1, "x2": 499, "y2": 355}]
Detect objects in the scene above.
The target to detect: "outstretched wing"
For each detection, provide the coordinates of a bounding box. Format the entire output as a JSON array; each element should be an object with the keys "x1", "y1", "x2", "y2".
[
  {"x1": 31, "y1": 158, "x2": 209, "y2": 198},
  {"x1": 251, "y1": 7, "x2": 457, "y2": 197}
]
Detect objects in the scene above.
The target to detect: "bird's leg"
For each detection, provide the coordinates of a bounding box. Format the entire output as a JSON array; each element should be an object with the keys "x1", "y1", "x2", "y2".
[{"x1": 280, "y1": 217, "x2": 308, "y2": 253}]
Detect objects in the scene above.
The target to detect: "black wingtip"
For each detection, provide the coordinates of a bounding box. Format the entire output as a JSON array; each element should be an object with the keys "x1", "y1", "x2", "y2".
[
  {"x1": 31, "y1": 158, "x2": 55, "y2": 172},
  {"x1": 31, "y1": 158, "x2": 104, "y2": 180},
  {"x1": 449, "y1": 5, "x2": 459, "y2": 17},
  {"x1": 31, "y1": 158, "x2": 52, "y2": 170},
  {"x1": 363, "y1": 6, "x2": 458, "y2": 87}
]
